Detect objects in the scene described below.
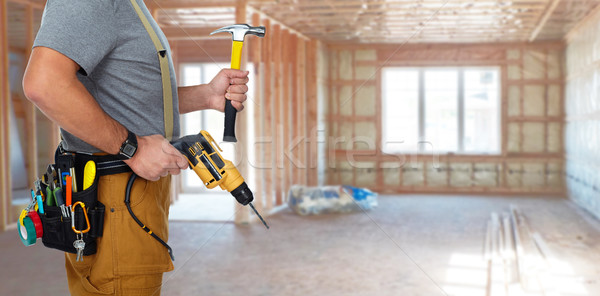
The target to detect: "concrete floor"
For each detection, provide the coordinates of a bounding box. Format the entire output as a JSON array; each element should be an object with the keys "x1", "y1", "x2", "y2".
[
  {"x1": 169, "y1": 193, "x2": 234, "y2": 222},
  {"x1": 1, "y1": 195, "x2": 600, "y2": 296}
]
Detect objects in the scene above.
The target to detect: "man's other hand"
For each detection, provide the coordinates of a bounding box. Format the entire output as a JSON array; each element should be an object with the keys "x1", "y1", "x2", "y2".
[
  {"x1": 124, "y1": 135, "x2": 188, "y2": 181},
  {"x1": 207, "y1": 69, "x2": 249, "y2": 112}
]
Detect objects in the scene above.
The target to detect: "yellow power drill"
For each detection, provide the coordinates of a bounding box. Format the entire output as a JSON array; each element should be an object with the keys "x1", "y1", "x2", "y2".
[{"x1": 171, "y1": 130, "x2": 269, "y2": 229}]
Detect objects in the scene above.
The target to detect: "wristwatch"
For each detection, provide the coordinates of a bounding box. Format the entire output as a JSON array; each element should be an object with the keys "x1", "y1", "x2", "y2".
[{"x1": 117, "y1": 130, "x2": 138, "y2": 160}]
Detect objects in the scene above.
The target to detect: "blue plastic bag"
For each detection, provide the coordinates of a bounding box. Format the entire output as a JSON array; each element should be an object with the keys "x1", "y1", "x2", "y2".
[{"x1": 287, "y1": 185, "x2": 378, "y2": 215}]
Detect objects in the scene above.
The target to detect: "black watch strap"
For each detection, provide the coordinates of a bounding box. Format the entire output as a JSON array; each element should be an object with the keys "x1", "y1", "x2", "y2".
[{"x1": 117, "y1": 130, "x2": 138, "y2": 160}]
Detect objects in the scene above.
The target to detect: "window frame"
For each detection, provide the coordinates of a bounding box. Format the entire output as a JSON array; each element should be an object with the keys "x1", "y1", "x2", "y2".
[{"x1": 381, "y1": 66, "x2": 502, "y2": 155}]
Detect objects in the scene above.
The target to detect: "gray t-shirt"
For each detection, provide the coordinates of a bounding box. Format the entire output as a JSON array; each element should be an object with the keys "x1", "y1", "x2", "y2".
[{"x1": 34, "y1": 0, "x2": 180, "y2": 153}]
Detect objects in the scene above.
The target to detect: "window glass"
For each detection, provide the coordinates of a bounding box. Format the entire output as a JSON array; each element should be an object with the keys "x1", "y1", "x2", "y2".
[
  {"x1": 381, "y1": 67, "x2": 500, "y2": 155},
  {"x1": 424, "y1": 70, "x2": 458, "y2": 153},
  {"x1": 382, "y1": 69, "x2": 419, "y2": 152},
  {"x1": 464, "y1": 69, "x2": 500, "y2": 153}
]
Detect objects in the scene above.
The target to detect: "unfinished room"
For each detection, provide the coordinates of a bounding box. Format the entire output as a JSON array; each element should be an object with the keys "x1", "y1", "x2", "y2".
[{"x1": 2, "y1": 0, "x2": 600, "y2": 295}]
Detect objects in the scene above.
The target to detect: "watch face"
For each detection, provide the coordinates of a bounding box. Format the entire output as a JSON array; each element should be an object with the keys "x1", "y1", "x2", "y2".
[{"x1": 122, "y1": 143, "x2": 137, "y2": 157}]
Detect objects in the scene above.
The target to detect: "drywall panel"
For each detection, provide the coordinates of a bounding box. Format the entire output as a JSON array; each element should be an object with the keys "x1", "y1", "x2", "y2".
[
  {"x1": 427, "y1": 164, "x2": 447, "y2": 187},
  {"x1": 522, "y1": 123, "x2": 545, "y2": 153},
  {"x1": 354, "y1": 86, "x2": 376, "y2": 116},
  {"x1": 508, "y1": 85, "x2": 521, "y2": 116},
  {"x1": 523, "y1": 50, "x2": 545, "y2": 79},
  {"x1": 507, "y1": 123, "x2": 521, "y2": 152},
  {"x1": 450, "y1": 163, "x2": 472, "y2": 187},
  {"x1": 523, "y1": 85, "x2": 545, "y2": 116},
  {"x1": 403, "y1": 163, "x2": 424, "y2": 186},
  {"x1": 473, "y1": 163, "x2": 498, "y2": 187}
]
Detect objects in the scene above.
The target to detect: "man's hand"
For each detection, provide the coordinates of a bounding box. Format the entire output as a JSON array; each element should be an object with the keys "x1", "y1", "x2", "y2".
[
  {"x1": 177, "y1": 69, "x2": 249, "y2": 114},
  {"x1": 207, "y1": 69, "x2": 249, "y2": 112},
  {"x1": 124, "y1": 135, "x2": 188, "y2": 181}
]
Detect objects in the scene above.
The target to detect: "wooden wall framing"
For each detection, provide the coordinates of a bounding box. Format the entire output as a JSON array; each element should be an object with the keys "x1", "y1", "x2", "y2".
[
  {"x1": 245, "y1": 11, "x2": 318, "y2": 218},
  {"x1": 1, "y1": 0, "x2": 10, "y2": 230},
  {"x1": 3, "y1": 0, "x2": 51, "y2": 229},
  {"x1": 326, "y1": 42, "x2": 566, "y2": 195}
]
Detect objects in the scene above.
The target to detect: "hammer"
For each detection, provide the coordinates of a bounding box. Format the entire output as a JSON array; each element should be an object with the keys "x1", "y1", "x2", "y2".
[{"x1": 211, "y1": 24, "x2": 266, "y2": 142}]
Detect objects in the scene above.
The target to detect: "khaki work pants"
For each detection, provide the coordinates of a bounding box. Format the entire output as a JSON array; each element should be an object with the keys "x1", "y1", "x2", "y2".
[{"x1": 65, "y1": 172, "x2": 173, "y2": 295}]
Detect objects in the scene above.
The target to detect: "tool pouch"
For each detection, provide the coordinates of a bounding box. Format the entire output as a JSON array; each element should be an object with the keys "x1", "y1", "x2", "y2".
[{"x1": 39, "y1": 152, "x2": 106, "y2": 256}]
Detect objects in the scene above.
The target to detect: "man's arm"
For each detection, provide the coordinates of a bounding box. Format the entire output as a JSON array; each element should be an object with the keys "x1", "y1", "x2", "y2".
[
  {"x1": 23, "y1": 47, "x2": 187, "y2": 181},
  {"x1": 178, "y1": 69, "x2": 249, "y2": 114}
]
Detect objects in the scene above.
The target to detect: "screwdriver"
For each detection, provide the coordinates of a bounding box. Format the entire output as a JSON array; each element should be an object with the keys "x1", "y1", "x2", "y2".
[{"x1": 248, "y1": 203, "x2": 269, "y2": 229}]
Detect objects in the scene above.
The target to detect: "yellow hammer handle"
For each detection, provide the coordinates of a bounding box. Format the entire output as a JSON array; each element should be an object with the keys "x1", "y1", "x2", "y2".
[{"x1": 231, "y1": 41, "x2": 244, "y2": 70}]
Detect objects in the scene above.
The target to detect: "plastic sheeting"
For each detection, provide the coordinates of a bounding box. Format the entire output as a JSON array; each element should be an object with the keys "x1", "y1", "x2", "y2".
[
  {"x1": 288, "y1": 185, "x2": 378, "y2": 216},
  {"x1": 565, "y1": 10, "x2": 600, "y2": 218}
]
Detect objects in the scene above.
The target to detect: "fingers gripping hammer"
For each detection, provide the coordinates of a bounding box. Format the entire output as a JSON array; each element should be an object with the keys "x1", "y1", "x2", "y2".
[{"x1": 210, "y1": 24, "x2": 265, "y2": 142}]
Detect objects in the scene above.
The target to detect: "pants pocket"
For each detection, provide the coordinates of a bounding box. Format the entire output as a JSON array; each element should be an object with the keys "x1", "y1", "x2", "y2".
[{"x1": 112, "y1": 176, "x2": 173, "y2": 275}]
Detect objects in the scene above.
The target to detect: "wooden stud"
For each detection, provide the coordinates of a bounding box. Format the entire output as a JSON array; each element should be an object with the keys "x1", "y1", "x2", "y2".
[
  {"x1": 281, "y1": 29, "x2": 290, "y2": 200},
  {"x1": 375, "y1": 62, "x2": 384, "y2": 190},
  {"x1": 290, "y1": 33, "x2": 298, "y2": 186},
  {"x1": 297, "y1": 37, "x2": 307, "y2": 185},
  {"x1": 6, "y1": 0, "x2": 42, "y2": 8},
  {"x1": 519, "y1": 49, "x2": 524, "y2": 153},
  {"x1": 24, "y1": 4, "x2": 37, "y2": 188},
  {"x1": 272, "y1": 24, "x2": 282, "y2": 206},
  {"x1": 501, "y1": 62, "x2": 508, "y2": 188},
  {"x1": 251, "y1": 12, "x2": 264, "y2": 214},
  {"x1": 1, "y1": 0, "x2": 10, "y2": 230},
  {"x1": 262, "y1": 19, "x2": 273, "y2": 212},
  {"x1": 305, "y1": 40, "x2": 318, "y2": 186}
]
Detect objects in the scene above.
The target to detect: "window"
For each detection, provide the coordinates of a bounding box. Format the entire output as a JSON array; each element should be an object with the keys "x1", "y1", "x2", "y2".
[{"x1": 382, "y1": 67, "x2": 500, "y2": 154}]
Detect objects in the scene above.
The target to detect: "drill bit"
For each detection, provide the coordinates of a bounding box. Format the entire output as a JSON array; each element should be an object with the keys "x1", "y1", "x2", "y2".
[{"x1": 248, "y1": 203, "x2": 269, "y2": 229}]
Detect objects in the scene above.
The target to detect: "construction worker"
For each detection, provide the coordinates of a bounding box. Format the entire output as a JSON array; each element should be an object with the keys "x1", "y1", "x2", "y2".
[{"x1": 22, "y1": 0, "x2": 249, "y2": 295}]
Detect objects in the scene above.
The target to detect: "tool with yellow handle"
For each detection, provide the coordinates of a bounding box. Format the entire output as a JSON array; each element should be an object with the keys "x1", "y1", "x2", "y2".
[
  {"x1": 210, "y1": 24, "x2": 265, "y2": 142},
  {"x1": 171, "y1": 130, "x2": 269, "y2": 228},
  {"x1": 83, "y1": 161, "x2": 96, "y2": 190}
]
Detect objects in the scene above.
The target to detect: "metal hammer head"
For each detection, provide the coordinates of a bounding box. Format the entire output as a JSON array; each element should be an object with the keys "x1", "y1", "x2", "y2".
[{"x1": 210, "y1": 24, "x2": 265, "y2": 42}]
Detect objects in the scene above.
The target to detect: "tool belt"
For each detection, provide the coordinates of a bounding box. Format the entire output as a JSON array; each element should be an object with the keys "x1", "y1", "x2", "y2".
[{"x1": 19, "y1": 143, "x2": 131, "y2": 256}]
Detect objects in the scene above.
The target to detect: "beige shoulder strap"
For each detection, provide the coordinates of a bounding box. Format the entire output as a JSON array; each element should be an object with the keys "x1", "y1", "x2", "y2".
[{"x1": 129, "y1": 0, "x2": 174, "y2": 140}]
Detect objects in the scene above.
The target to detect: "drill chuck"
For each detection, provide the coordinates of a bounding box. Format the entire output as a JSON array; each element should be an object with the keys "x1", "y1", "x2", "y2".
[{"x1": 230, "y1": 182, "x2": 253, "y2": 205}]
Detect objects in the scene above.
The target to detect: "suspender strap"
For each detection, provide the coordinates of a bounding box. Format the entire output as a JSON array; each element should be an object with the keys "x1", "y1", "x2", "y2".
[{"x1": 129, "y1": 0, "x2": 174, "y2": 140}]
